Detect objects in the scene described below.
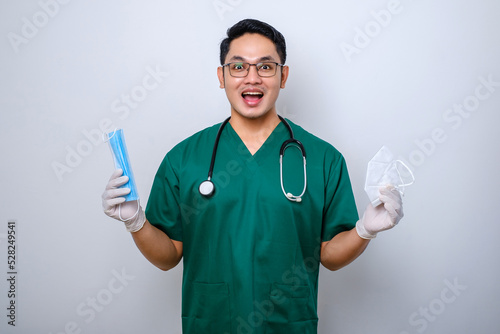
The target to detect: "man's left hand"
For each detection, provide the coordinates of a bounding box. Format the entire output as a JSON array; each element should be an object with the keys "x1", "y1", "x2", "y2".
[{"x1": 356, "y1": 186, "x2": 404, "y2": 239}]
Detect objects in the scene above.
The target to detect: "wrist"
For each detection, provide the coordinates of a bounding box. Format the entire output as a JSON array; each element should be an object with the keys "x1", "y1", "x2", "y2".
[{"x1": 355, "y1": 219, "x2": 377, "y2": 240}]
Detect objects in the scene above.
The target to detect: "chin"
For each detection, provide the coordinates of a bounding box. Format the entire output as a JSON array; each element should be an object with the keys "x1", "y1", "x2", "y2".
[
  {"x1": 233, "y1": 109, "x2": 273, "y2": 120},
  {"x1": 232, "y1": 104, "x2": 276, "y2": 120}
]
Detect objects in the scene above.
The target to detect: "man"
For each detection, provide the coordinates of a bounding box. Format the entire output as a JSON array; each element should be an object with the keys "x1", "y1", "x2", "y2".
[{"x1": 102, "y1": 19, "x2": 404, "y2": 334}]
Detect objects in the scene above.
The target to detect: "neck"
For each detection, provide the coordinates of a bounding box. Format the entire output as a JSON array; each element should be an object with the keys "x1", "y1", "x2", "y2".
[{"x1": 229, "y1": 110, "x2": 281, "y2": 155}]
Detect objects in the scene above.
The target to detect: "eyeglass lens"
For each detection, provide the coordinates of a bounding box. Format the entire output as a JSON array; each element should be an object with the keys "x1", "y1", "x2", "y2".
[{"x1": 228, "y1": 62, "x2": 278, "y2": 77}]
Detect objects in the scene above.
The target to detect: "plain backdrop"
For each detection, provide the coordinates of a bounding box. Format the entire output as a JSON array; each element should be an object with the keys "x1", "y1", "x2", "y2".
[{"x1": 1, "y1": 0, "x2": 499, "y2": 333}]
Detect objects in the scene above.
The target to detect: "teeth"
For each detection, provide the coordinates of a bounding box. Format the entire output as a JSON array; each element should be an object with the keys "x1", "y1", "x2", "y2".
[{"x1": 243, "y1": 92, "x2": 263, "y2": 96}]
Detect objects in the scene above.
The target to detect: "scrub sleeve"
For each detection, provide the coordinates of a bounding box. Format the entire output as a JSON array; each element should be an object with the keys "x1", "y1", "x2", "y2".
[{"x1": 145, "y1": 120, "x2": 359, "y2": 334}]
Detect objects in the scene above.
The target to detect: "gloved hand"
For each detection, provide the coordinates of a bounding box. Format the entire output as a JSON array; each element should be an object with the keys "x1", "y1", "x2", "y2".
[
  {"x1": 102, "y1": 169, "x2": 146, "y2": 232},
  {"x1": 356, "y1": 186, "x2": 404, "y2": 239}
]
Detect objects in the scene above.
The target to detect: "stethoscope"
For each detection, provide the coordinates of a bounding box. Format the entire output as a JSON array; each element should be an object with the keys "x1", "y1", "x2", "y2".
[{"x1": 198, "y1": 115, "x2": 307, "y2": 202}]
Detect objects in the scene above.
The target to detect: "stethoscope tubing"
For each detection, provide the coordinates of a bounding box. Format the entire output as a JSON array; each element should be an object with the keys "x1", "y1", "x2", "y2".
[
  {"x1": 199, "y1": 115, "x2": 307, "y2": 202},
  {"x1": 207, "y1": 117, "x2": 231, "y2": 181}
]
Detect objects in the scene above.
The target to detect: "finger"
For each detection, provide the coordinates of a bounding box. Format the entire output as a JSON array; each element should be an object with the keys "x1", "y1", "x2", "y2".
[
  {"x1": 379, "y1": 191, "x2": 402, "y2": 217},
  {"x1": 102, "y1": 188, "x2": 130, "y2": 206},
  {"x1": 382, "y1": 195, "x2": 404, "y2": 220},
  {"x1": 382, "y1": 201, "x2": 399, "y2": 226},
  {"x1": 380, "y1": 186, "x2": 401, "y2": 207},
  {"x1": 106, "y1": 187, "x2": 131, "y2": 199},
  {"x1": 380, "y1": 190, "x2": 401, "y2": 207},
  {"x1": 380, "y1": 186, "x2": 402, "y2": 202},
  {"x1": 109, "y1": 169, "x2": 123, "y2": 181},
  {"x1": 103, "y1": 196, "x2": 127, "y2": 210},
  {"x1": 106, "y1": 175, "x2": 129, "y2": 190}
]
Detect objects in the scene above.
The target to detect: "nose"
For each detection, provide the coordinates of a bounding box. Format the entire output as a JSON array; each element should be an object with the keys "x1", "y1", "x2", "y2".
[{"x1": 245, "y1": 64, "x2": 262, "y2": 84}]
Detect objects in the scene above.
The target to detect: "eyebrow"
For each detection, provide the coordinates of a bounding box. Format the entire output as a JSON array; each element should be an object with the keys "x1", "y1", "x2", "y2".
[{"x1": 227, "y1": 55, "x2": 277, "y2": 63}]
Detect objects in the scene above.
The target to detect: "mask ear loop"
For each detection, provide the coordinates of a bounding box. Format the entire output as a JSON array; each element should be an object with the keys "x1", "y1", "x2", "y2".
[
  {"x1": 393, "y1": 160, "x2": 415, "y2": 195},
  {"x1": 102, "y1": 128, "x2": 118, "y2": 143}
]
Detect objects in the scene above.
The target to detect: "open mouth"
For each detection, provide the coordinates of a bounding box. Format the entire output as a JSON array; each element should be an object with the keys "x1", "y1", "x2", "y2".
[{"x1": 242, "y1": 91, "x2": 264, "y2": 102}]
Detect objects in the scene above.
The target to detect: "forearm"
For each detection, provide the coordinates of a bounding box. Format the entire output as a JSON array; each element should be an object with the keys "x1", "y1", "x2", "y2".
[
  {"x1": 320, "y1": 227, "x2": 370, "y2": 271},
  {"x1": 131, "y1": 219, "x2": 183, "y2": 271}
]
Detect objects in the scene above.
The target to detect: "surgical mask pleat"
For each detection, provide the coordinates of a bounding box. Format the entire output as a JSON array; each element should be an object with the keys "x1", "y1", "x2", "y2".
[{"x1": 106, "y1": 129, "x2": 139, "y2": 202}]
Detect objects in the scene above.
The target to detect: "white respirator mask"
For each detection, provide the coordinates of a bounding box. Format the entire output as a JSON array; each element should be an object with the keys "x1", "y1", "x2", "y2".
[{"x1": 364, "y1": 146, "x2": 415, "y2": 206}]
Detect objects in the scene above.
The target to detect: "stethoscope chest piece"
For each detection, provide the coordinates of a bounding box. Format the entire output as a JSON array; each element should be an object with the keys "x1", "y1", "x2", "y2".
[{"x1": 199, "y1": 179, "x2": 215, "y2": 197}]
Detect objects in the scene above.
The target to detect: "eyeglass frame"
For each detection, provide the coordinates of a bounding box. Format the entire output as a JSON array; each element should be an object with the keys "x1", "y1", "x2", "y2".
[{"x1": 221, "y1": 61, "x2": 284, "y2": 78}]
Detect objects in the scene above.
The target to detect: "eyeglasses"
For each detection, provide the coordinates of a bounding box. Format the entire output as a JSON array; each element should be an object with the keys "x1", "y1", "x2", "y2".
[{"x1": 222, "y1": 62, "x2": 284, "y2": 77}]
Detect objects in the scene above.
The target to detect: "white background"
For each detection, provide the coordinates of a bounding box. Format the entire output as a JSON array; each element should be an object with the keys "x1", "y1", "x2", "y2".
[{"x1": 1, "y1": 0, "x2": 499, "y2": 333}]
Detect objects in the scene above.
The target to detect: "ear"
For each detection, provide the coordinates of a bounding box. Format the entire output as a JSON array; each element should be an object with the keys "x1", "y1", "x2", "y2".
[
  {"x1": 280, "y1": 65, "x2": 289, "y2": 89},
  {"x1": 217, "y1": 66, "x2": 225, "y2": 89}
]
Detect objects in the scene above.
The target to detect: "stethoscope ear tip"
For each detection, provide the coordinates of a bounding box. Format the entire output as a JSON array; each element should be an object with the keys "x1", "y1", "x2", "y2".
[{"x1": 286, "y1": 193, "x2": 302, "y2": 202}]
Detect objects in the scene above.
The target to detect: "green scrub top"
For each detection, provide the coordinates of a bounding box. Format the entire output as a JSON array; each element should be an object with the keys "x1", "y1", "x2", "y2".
[{"x1": 145, "y1": 119, "x2": 359, "y2": 334}]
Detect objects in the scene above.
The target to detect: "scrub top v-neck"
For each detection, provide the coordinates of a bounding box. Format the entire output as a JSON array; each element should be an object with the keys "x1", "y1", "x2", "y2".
[
  {"x1": 145, "y1": 119, "x2": 359, "y2": 334},
  {"x1": 223, "y1": 121, "x2": 288, "y2": 172}
]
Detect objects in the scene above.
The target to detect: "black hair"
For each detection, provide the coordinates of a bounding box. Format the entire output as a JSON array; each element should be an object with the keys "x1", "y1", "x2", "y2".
[{"x1": 219, "y1": 19, "x2": 287, "y2": 65}]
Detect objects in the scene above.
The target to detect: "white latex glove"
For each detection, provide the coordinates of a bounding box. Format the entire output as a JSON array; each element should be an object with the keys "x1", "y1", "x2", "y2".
[
  {"x1": 102, "y1": 169, "x2": 146, "y2": 232},
  {"x1": 356, "y1": 186, "x2": 404, "y2": 239}
]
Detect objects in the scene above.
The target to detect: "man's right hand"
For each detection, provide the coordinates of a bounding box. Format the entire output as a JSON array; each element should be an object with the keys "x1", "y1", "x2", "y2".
[{"x1": 102, "y1": 169, "x2": 146, "y2": 232}]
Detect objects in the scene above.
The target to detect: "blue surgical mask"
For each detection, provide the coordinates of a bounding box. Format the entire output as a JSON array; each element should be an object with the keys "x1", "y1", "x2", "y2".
[{"x1": 104, "y1": 129, "x2": 139, "y2": 202}]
